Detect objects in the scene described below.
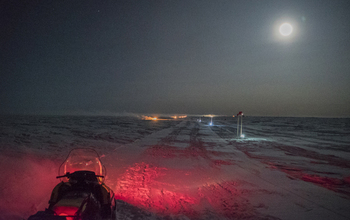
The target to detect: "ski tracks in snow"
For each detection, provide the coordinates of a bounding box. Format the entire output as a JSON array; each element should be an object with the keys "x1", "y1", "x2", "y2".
[{"x1": 104, "y1": 119, "x2": 350, "y2": 220}]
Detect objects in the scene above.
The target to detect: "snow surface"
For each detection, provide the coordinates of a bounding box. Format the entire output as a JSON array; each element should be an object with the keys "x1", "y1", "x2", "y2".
[{"x1": 0, "y1": 115, "x2": 349, "y2": 220}]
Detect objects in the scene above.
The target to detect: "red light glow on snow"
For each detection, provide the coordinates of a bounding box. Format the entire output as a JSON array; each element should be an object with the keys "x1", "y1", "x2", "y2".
[
  {"x1": 241, "y1": 145, "x2": 350, "y2": 197},
  {"x1": 114, "y1": 162, "x2": 199, "y2": 217},
  {"x1": 264, "y1": 161, "x2": 350, "y2": 197},
  {"x1": 0, "y1": 153, "x2": 60, "y2": 218},
  {"x1": 113, "y1": 162, "x2": 247, "y2": 218},
  {"x1": 277, "y1": 165, "x2": 350, "y2": 196}
]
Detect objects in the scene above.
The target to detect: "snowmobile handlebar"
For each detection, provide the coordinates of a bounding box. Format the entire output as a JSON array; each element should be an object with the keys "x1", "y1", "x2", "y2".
[{"x1": 56, "y1": 171, "x2": 104, "y2": 179}]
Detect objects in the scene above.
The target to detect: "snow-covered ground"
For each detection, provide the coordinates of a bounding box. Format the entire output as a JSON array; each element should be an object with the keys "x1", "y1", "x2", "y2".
[{"x1": 0, "y1": 115, "x2": 349, "y2": 219}]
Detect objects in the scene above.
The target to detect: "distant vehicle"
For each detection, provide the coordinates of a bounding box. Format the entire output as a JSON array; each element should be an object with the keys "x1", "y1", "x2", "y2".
[{"x1": 28, "y1": 148, "x2": 117, "y2": 220}]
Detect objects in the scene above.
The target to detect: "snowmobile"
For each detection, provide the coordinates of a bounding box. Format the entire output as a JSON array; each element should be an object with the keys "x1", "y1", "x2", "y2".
[{"x1": 28, "y1": 148, "x2": 117, "y2": 220}]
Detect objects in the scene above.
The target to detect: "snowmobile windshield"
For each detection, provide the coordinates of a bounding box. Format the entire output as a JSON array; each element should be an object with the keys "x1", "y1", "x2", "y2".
[{"x1": 58, "y1": 148, "x2": 105, "y2": 178}]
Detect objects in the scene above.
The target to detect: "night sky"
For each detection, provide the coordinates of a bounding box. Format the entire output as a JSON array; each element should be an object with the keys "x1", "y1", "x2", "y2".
[{"x1": 1, "y1": 0, "x2": 350, "y2": 117}]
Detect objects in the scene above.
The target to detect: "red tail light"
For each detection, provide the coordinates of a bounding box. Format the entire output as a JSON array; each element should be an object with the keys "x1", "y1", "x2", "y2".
[{"x1": 53, "y1": 206, "x2": 79, "y2": 220}]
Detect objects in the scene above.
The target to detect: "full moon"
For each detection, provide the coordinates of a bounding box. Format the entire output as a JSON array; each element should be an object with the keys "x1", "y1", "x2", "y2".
[{"x1": 279, "y1": 23, "x2": 293, "y2": 36}]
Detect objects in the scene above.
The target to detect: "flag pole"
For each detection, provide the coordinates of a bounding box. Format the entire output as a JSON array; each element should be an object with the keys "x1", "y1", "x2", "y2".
[
  {"x1": 236, "y1": 111, "x2": 243, "y2": 138},
  {"x1": 237, "y1": 114, "x2": 240, "y2": 137},
  {"x1": 240, "y1": 115, "x2": 243, "y2": 137}
]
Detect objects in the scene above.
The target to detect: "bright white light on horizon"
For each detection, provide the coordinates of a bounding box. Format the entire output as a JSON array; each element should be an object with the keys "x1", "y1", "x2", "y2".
[
  {"x1": 240, "y1": 134, "x2": 245, "y2": 138},
  {"x1": 279, "y1": 23, "x2": 293, "y2": 36}
]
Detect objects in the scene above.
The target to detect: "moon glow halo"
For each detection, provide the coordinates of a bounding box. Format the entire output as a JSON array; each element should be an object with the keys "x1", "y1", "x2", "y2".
[{"x1": 279, "y1": 23, "x2": 293, "y2": 36}]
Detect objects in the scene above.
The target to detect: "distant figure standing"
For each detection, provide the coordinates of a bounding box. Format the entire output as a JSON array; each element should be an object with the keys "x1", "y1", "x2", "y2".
[{"x1": 237, "y1": 112, "x2": 244, "y2": 138}]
